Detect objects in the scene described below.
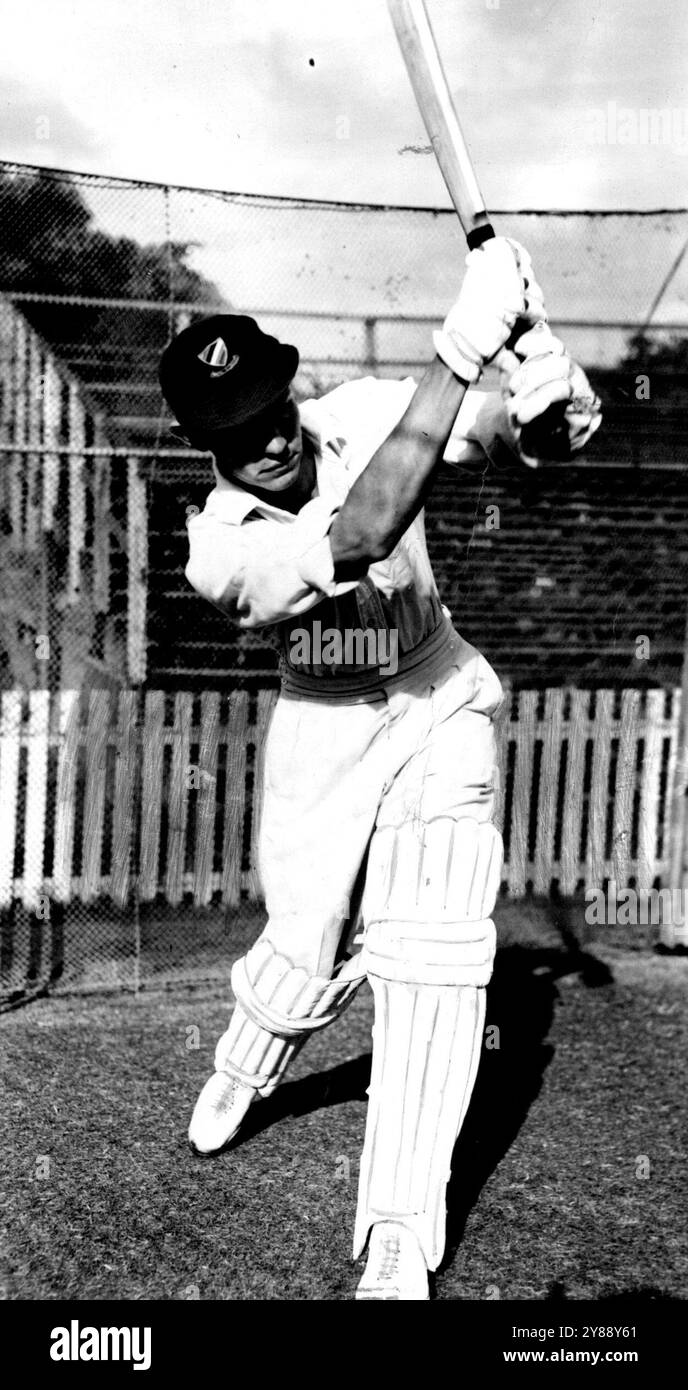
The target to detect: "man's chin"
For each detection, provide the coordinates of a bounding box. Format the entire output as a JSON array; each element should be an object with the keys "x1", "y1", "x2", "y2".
[{"x1": 255, "y1": 458, "x2": 302, "y2": 491}]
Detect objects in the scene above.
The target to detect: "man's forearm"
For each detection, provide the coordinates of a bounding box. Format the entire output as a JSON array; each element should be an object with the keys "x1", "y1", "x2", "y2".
[{"x1": 329, "y1": 357, "x2": 468, "y2": 579}]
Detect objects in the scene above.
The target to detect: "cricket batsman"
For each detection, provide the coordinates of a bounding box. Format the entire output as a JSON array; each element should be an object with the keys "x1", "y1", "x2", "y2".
[{"x1": 159, "y1": 237, "x2": 601, "y2": 1299}]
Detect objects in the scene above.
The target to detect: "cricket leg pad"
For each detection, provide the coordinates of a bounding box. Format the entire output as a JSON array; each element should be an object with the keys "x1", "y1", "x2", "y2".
[
  {"x1": 214, "y1": 938, "x2": 366, "y2": 1096},
  {"x1": 354, "y1": 817, "x2": 502, "y2": 1269},
  {"x1": 361, "y1": 816, "x2": 502, "y2": 987}
]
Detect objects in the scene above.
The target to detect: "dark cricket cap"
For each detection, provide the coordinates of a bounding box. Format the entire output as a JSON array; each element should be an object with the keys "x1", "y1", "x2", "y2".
[{"x1": 158, "y1": 314, "x2": 299, "y2": 434}]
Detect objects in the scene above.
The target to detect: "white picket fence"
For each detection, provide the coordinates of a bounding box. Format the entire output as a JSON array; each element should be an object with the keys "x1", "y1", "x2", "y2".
[
  {"x1": 0, "y1": 687, "x2": 685, "y2": 933},
  {"x1": 0, "y1": 685, "x2": 681, "y2": 906}
]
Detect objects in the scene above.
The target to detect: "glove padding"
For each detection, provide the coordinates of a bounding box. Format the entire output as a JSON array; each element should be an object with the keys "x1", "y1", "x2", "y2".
[
  {"x1": 434, "y1": 237, "x2": 539, "y2": 384},
  {"x1": 509, "y1": 242, "x2": 547, "y2": 327},
  {"x1": 500, "y1": 321, "x2": 602, "y2": 467}
]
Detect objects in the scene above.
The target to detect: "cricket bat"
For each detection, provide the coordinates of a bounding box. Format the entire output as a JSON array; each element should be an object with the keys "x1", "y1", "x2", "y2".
[
  {"x1": 387, "y1": 0, "x2": 495, "y2": 249},
  {"x1": 388, "y1": 0, "x2": 557, "y2": 464}
]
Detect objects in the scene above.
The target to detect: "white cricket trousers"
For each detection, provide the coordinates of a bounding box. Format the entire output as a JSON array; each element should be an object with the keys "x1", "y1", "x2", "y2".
[{"x1": 256, "y1": 634, "x2": 505, "y2": 977}]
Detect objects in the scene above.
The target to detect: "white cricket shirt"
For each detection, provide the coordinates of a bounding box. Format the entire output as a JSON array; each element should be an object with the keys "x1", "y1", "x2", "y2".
[{"x1": 185, "y1": 376, "x2": 513, "y2": 697}]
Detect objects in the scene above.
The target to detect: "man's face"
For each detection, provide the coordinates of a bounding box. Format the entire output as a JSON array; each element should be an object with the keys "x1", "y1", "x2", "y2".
[{"x1": 221, "y1": 392, "x2": 304, "y2": 493}]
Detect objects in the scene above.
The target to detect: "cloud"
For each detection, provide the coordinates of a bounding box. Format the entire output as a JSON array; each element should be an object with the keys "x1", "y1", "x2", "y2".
[
  {"x1": 0, "y1": 0, "x2": 686, "y2": 211},
  {"x1": 0, "y1": 76, "x2": 102, "y2": 168}
]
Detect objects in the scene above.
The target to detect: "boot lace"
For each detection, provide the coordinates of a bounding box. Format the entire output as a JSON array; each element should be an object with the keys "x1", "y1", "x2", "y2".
[
  {"x1": 379, "y1": 1234, "x2": 401, "y2": 1281},
  {"x1": 211, "y1": 1077, "x2": 243, "y2": 1113}
]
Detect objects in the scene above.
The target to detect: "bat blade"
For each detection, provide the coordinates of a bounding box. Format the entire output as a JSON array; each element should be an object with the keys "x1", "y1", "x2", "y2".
[
  {"x1": 389, "y1": 0, "x2": 554, "y2": 473},
  {"x1": 388, "y1": 0, "x2": 494, "y2": 248}
]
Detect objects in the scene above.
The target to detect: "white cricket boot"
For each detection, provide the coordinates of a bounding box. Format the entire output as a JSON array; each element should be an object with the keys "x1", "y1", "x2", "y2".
[
  {"x1": 355, "y1": 1221, "x2": 430, "y2": 1301},
  {"x1": 188, "y1": 1072, "x2": 257, "y2": 1156}
]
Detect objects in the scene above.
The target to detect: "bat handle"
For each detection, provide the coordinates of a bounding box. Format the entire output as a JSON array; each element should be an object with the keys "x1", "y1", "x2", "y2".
[{"x1": 466, "y1": 221, "x2": 495, "y2": 250}]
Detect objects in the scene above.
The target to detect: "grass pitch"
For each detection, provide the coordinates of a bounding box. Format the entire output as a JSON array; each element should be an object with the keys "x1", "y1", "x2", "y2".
[{"x1": 1, "y1": 902, "x2": 687, "y2": 1302}]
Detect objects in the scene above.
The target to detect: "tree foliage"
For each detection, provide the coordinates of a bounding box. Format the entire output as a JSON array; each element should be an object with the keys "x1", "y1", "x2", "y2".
[
  {"x1": 0, "y1": 167, "x2": 217, "y2": 303},
  {"x1": 0, "y1": 167, "x2": 223, "y2": 691},
  {"x1": 0, "y1": 167, "x2": 222, "y2": 437},
  {"x1": 620, "y1": 330, "x2": 688, "y2": 381}
]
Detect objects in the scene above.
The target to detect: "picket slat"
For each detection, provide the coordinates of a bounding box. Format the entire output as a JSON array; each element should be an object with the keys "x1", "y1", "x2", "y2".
[
  {"x1": 53, "y1": 690, "x2": 81, "y2": 902},
  {"x1": 559, "y1": 690, "x2": 589, "y2": 896},
  {"x1": 138, "y1": 692, "x2": 165, "y2": 900},
  {"x1": 586, "y1": 690, "x2": 615, "y2": 890},
  {"x1": 22, "y1": 690, "x2": 50, "y2": 908},
  {"x1": 507, "y1": 691, "x2": 537, "y2": 896},
  {"x1": 81, "y1": 690, "x2": 110, "y2": 902},
  {"x1": 193, "y1": 692, "x2": 220, "y2": 907},
  {"x1": 247, "y1": 689, "x2": 278, "y2": 901},
  {"x1": 534, "y1": 689, "x2": 564, "y2": 894},
  {"x1": 165, "y1": 692, "x2": 193, "y2": 906},
  {"x1": 665, "y1": 687, "x2": 686, "y2": 892},
  {"x1": 613, "y1": 690, "x2": 640, "y2": 885},
  {"x1": 0, "y1": 691, "x2": 23, "y2": 905},
  {"x1": 222, "y1": 692, "x2": 249, "y2": 906},
  {"x1": 111, "y1": 690, "x2": 137, "y2": 907},
  {"x1": 660, "y1": 690, "x2": 687, "y2": 946},
  {"x1": 637, "y1": 690, "x2": 666, "y2": 890}
]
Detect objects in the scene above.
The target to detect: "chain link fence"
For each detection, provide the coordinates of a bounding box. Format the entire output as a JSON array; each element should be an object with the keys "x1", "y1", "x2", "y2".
[{"x1": 1, "y1": 159, "x2": 687, "y2": 1002}]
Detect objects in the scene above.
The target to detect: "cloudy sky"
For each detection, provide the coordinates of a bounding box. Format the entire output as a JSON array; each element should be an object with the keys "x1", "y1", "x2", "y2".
[{"x1": 1, "y1": 0, "x2": 687, "y2": 210}]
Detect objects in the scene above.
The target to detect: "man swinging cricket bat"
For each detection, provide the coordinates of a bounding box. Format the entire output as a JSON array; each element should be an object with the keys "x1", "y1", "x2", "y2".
[{"x1": 158, "y1": 0, "x2": 601, "y2": 1299}]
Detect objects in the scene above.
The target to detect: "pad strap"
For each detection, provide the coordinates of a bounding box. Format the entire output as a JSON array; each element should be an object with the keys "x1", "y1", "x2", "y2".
[
  {"x1": 231, "y1": 950, "x2": 364, "y2": 1036},
  {"x1": 362, "y1": 917, "x2": 496, "y2": 987}
]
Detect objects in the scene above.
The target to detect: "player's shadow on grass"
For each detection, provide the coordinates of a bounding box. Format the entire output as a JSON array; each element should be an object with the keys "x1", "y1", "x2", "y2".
[
  {"x1": 230, "y1": 1053, "x2": 373, "y2": 1148},
  {"x1": 440, "y1": 932, "x2": 614, "y2": 1277},
  {"x1": 233, "y1": 910, "x2": 612, "y2": 1176}
]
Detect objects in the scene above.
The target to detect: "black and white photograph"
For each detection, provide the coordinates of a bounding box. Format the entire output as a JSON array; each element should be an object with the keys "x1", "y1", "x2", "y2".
[{"x1": 0, "y1": 0, "x2": 686, "y2": 1348}]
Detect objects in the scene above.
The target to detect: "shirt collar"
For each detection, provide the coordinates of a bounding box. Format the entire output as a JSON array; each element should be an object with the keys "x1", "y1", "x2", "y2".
[{"x1": 203, "y1": 398, "x2": 348, "y2": 525}]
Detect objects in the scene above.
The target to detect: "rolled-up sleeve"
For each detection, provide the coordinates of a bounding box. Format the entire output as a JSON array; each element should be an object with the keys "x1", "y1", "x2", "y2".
[{"x1": 186, "y1": 495, "x2": 359, "y2": 628}]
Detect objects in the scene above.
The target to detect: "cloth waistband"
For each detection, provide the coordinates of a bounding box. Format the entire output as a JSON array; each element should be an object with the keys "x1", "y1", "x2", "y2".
[{"x1": 278, "y1": 617, "x2": 458, "y2": 704}]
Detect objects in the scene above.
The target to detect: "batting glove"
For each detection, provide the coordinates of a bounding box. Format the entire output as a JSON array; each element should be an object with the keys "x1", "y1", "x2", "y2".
[
  {"x1": 433, "y1": 236, "x2": 529, "y2": 384},
  {"x1": 500, "y1": 321, "x2": 602, "y2": 466}
]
